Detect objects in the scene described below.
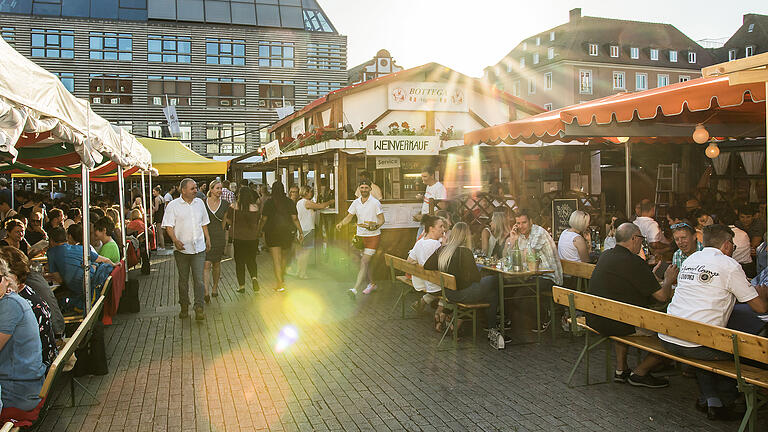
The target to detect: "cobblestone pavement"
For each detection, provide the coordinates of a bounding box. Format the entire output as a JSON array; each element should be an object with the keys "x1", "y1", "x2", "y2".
[{"x1": 36, "y1": 251, "x2": 764, "y2": 431}]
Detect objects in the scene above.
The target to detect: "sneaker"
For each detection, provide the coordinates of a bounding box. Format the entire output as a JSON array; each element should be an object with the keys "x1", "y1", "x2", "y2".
[
  {"x1": 236, "y1": 286, "x2": 245, "y2": 293},
  {"x1": 613, "y1": 370, "x2": 631, "y2": 383},
  {"x1": 362, "y1": 283, "x2": 376, "y2": 294},
  {"x1": 275, "y1": 285, "x2": 286, "y2": 292},
  {"x1": 348, "y1": 288, "x2": 358, "y2": 299},
  {"x1": 194, "y1": 306, "x2": 205, "y2": 321},
  {"x1": 178, "y1": 305, "x2": 189, "y2": 319},
  {"x1": 252, "y1": 279, "x2": 261, "y2": 292},
  {"x1": 628, "y1": 372, "x2": 669, "y2": 388}
]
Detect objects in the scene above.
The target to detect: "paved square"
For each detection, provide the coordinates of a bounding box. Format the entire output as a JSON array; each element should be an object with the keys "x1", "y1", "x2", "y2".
[{"x1": 36, "y1": 252, "x2": 765, "y2": 431}]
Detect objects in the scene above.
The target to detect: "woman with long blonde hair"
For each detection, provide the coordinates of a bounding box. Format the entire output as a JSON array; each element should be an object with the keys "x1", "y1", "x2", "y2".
[
  {"x1": 481, "y1": 212, "x2": 508, "y2": 258},
  {"x1": 424, "y1": 222, "x2": 499, "y2": 330},
  {"x1": 203, "y1": 179, "x2": 230, "y2": 301}
]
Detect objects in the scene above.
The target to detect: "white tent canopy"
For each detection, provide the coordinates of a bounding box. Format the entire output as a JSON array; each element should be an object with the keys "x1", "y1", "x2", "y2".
[{"x1": 0, "y1": 38, "x2": 150, "y2": 170}]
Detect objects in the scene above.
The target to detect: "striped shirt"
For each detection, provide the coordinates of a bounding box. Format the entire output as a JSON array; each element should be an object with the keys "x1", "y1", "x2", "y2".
[{"x1": 221, "y1": 187, "x2": 235, "y2": 204}]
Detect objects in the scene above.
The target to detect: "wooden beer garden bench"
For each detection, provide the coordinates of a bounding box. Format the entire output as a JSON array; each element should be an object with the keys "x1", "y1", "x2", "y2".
[
  {"x1": 552, "y1": 285, "x2": 768, "y2": 432},
  {"x1": 560, "y1": 259, "x2": 595, "y2": 292},
  {"x1": 385, "y1": 253, "x2": 489, "y2": 346}
]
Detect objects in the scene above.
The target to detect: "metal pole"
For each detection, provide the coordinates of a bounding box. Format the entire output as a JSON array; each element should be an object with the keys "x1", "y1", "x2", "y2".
[
  {"x1": 625, "y1": 142, "x2": 632, "y2": 219},
  {"x1": 765, "y1": 81, "x2": 767, "y2": 228},
  {"x1": 141, "y1": 171, "x2": 150, "y2": 258},
  {"x1": 117, "y1": 165, "x2": 128, "y2": 282},
  {"x1": 81, "y1": 162, "x2": 92, "y2": 314},
  {"x1": 148, "y1": 170, "x2": 153, "y2": 226},
  {"x1": 10, "y1": 176, "x2": 13, "y2": 210}
]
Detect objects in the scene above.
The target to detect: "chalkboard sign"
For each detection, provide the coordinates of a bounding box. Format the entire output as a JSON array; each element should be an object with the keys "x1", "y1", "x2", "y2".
[{"x1": 552, "y1": 199, "x2": 579, "y2": 241}]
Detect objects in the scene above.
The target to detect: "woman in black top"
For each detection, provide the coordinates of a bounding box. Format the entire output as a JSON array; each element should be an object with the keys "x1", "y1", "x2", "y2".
[
  {"x1": 424, "y1": 222, "x2": 499, "y2": 329},
  {"x1": 257, "y1": 182, "x2": 302, "y2": 292}
]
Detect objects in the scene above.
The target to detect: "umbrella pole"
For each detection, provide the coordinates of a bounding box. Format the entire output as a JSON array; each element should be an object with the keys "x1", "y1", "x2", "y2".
[
  {"x1": 82, "y1": 162, "x2": 92, "y2": 314},
  {"x1": 141, "y1": 171, "x2": 150, "y2": 258},
  {"x1": 117, "y1": 165, "x2": 128, "y2": 282},
  {"x1": 10, "y1": 177, "x2": 13, "y2": 210},
  {"x1": 625, "y1": 142, "x2": 632, "y2": 219},
  {"x1": 148, "y1": 171, "x2": 153, "y2": 227}
]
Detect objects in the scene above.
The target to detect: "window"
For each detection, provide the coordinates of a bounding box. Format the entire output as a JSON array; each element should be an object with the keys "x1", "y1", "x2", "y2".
[
  {"x1": 519, "y1": 57, "x2": 525, "y2": 68},
  {"x1": 1, "y1": 27, "x2": 14, "y2": 46},
  {"x1": 657, "y1": 74, "x2": 669, "y2": 87},
  {"x1": 506, "y1": 64, "x2": 512, "y2": 73},
  {"x1": 258, "y1": 41, "x2": 294, "y2": 68},
  {"x1": 89, "y1": 74, "x2": 132, "y2": 104},
  {"x1": 688, "y1": 52, "x2": 696, "y2": 64},
  {"x1": 54, "y1": 72, "x2": 74, "y2": 93},
  {"x1": 147, "y1": 35, "x2": 191, "y2": 63},
  {"x1": 535, "y1": 37, "x2": 540, "y2": 46},
  {"x1": 307, "y1": 81, "x2": 343, "y2": 96},
  {"x1": 610, "y1": 45, "x2": 619, "y2": 57},
  {"x1": 679, "y1": 75, "x2": 690, "y2": 83},
  {"x1": 549, "y1": 31, "x2": 555, "y2": 41},
  {"x1": 588, "y1": 44, "x2": 598, "y2": 56},
  {"x1": 650, "y1": 48, "x2": 659, "y2": 61},
  {"x1": 748, "y1": 23, "x2": 754, "y2": 32},
  {"x1": 635, "y1": 73, "x2": 648, "y2": 91},
  {"x1": 544, "y1": 72, "x2": 552, "y2": 90},
  {"x1": 89, "y1": 32, "x2": 132, "y2": 61},
  {"x1": 148, "y1": 122, "x2": 163, "y2": 138},
  {"x1": 746, "y1": 45, "x2": 755, "y2": 57},
  {"x1": 115, "y1": 121, "x2": 133, "y2": 134},
  {"x1": 303, "y1": 8, "x2": 335, "y2": 32},
  {"x1": 148, "y1": 76, "x2": 192, "y2": 106},
  {"x1": 206, "y1": 123, "x2": 246, "y2": 154},
  {"x1": 307, "y1": 43, "x2": 344, "y2": 70},
  {"x1": 512, "y1": 80, "x2": 520, "y2": 97},
  {"x1": 206, "y1": 38, "x2": 245, "y2": 65},
  {"x1": 630, "y1": 47, "x2": 639, "y2": 59},
  {"x1": 178, "y1": 124, "x2": 192, "y2": 141},
  {"x1": 258, "y1": 80, "x2": 294, "y2": 108},
  {"x1": 612, "y1": 71, "x2": 625, "y2": 90},
  {"x1": 669, "y1": 50, "x2": 678, "y2": 62},
  {"x1": 543, "y1": 103, "x2": 553, "y2": 111},
  {"x1": 532, "y1": 53, "x2": 539, "y2": 64},
  {"x1": 547, "y1": 47, "x2": 554, "y2": 59},
  {"x1": 528, "y1": 77, "x2": 535, "y2": 94},
  {"x1": 206, "y1": 78, "x2": 246, "y2": 107},
  {"x1": 522, "y1": 42, "x2": 527, "y2": 51},
  {"x1": 579, "y1": 70, "x2": 592, "y2": 94},
  {"x1": 31, "y1": 29, "x2": 73, "y2": 58},
  {"x1": 729, "y1": 49, "x2": 737, "y2": 61}
]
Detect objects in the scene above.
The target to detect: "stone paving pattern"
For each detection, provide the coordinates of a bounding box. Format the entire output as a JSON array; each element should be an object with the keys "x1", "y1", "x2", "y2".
[{"x1": 35, "y1": 250, "x2": 766, "y2": 431}]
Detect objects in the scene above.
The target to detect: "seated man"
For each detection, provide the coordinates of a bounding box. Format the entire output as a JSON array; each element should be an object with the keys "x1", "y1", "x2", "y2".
[
  {"x1": 24, "y1": 211, "x2": 47, "y2": 247},
  {"x1": 671, "y1": 222, "x2": 703, "y2": 269},
  {"x1": 46, "y1": 226, "x2": 114, "y2": 311},
  {"x1": 587, "y1": 223, "x2": 677, "y2": 388},
  {"x1": 93, "y1": 217, "x2": 120, "y2": 263},
  {"x1": 659, "y1": 225, "x2": 768, "y2": 421},
  {"x1": 43, "y1": 208, "x2": 64, "y2": 234}
]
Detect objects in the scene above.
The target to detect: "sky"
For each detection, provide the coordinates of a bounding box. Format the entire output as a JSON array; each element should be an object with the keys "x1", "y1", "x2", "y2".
[{"x1": 319, "y1": 0, "x2": 768, "y2": 77}]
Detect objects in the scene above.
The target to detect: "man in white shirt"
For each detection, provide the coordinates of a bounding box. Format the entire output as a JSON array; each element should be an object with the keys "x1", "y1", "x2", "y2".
[
  {"x1": 336, "y1": 180, "x2": 385, "y2": 297},
  {"x1": 162, "y1": 178, "x2": 211, "y2": 321},
  {"x1": 414, "y1": 167, "x2": 447, "y2": 237},
  {"x1": 659, "y1": 224, "x2": 768, "y2": 419},
  {"x1": 633, "y1": 200, "x2": 669, "y2": 256},
  {"x1": 353, "y1": 171, "x2": 383, "y2": 201}
]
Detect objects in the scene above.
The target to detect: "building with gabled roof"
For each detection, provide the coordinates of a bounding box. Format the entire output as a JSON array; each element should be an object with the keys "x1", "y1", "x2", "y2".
[
  {"x1": 347, "y1": 49, "x2": 404, "y2": 85},
  {"x1": 713, "y1": 13, "x2": 768, "y2": 63}
]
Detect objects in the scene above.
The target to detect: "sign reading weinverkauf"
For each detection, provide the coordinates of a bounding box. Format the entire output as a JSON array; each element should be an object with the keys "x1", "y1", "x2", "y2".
[{"x1": 366, "y1": 135, "x2": 440, "y2": 156}]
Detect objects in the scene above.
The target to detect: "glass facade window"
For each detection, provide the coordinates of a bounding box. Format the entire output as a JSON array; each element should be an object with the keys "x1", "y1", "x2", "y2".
[
  {"x1": 89, "y1": 74, "x2": 132, "y2": 104},
  {"x1": 258, "y1": 79, "x2": 294, "y2": 108},
  {"x1": 303, "y1": 8, "x2": 333, "y2": 32},
  {"x1": 206, "y1": 38, "x2": 245, "y2": 65},
  {"x1": 116, "y1": 121, "x2": 133, "y2": 134},
  {"x1": 148, "y1": 34, "x2": 191, "y2": 63},
  {"x1": 307, "y1": 42, "x2": 344, "y2": 70},
  {"x1": 307, "y1": 81, "x2": 342, "y2": 96},
  {"x1": 258, "y1": 41, "x2": 294, "y2": 67},
  {"x1": 31, "y1": 28, "x2": 74, "y2": 58},
  {"x1": 206, "y1": 78, "x2": 246, "y2": 107},
  {"x1": 148, "y1": 76, "x2": 192, "y2": 106},
  {"x1": 1, "y1": 27, "x2": 15, "y2": 46},
  {"x1": 54, "y1": 72, "x2": 74, "y2": 93},
  {"x1": 206, "y1": 123, "x2": 246, "y2": 154},
  {"x1": 89, "y1": 32, "x2": 132, "y2": 61}
]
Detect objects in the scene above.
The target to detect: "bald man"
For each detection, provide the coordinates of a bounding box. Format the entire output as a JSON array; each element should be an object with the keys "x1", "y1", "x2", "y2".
[{"x1": 587, "y1": 223, "x2": 678, "y2": 388}]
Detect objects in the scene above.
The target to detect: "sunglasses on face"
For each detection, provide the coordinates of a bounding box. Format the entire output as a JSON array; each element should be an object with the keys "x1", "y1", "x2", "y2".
[{"x1": 670, "y1": 222, "x2": 693, "y2": 230}]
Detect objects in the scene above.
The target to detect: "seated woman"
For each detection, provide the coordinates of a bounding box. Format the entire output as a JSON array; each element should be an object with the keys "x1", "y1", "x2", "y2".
[
  {"x1": 407, "y1": 215, "x2": 445, "y2": 319},
  {"x1": 126, "y1": 208, "x2": 145, "y2": 236},
  {"x1": 0, "y1": 246, "x2": 57, "y2": 368},
  {"x1": 424, "y1": 222, "x2": 499, "y2": 331},
  {"x1": 0, "y1": 218, "x2": 31, "y2": 257},
  {"x1": 481, "y1": 212, "x2": 508, "y2": 258},
  {"x1": 558, "y1": 210, "x2": 591, "y2": 263},
  {"x1": 0, "y1": 256, "x2": 47, "y2": 411}
]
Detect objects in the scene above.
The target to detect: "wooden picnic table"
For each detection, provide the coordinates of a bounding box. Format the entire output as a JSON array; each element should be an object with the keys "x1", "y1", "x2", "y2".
[{"x1": 478, "y1": 263, "x2": 552, "y2": 343}]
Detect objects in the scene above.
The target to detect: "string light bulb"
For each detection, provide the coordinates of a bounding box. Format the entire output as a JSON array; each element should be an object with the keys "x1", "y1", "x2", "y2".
[
  {"x1": 616, "y1": 136, "x2": 630, "y2": 143},
  {"x1": 705, "y1": 140, "x2": 720, "y2": 159},
  {"x1": 693, "y1": 124, "x2": 710, "y2": 144}
]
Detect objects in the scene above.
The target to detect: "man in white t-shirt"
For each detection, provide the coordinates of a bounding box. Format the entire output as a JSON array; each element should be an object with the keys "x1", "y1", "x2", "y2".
[
  {"x1": 336, "y1": 180, "x2": 385, "y2": 297},
  {"x1": 659, "y1": 224, "x2": 768, "y2": 419},
  {"x1": 633, "y1": 200, "x2": 669, "y2": 256},
  {"x1": 414, "y1": 167, "x2": 447, "y2": 237},
  {"x1": 353, "y1": 171, "x2": 383, "y2": 201}
]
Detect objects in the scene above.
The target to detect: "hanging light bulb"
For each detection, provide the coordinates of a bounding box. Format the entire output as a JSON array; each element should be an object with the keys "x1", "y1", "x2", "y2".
[
  {"x1": 616, "y1": 136, "x2": 630, "y2": 143},
  {"x1": 693, "y1": 124, "x2": 710, "y2": 144},
  {"x1": 705, "y1": 140, "x2": 720, "y2": 159}
]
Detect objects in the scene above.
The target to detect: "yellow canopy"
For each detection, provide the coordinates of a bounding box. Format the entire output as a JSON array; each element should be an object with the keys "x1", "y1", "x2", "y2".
[{"x1": 138, "y1": 138, "x2": 228, "y2": 176}]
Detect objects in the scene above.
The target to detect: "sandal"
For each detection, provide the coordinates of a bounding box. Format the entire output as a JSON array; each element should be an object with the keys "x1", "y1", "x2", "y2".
[{"x1": 204, "y1": 295, "x2": 210, "y2": 303}]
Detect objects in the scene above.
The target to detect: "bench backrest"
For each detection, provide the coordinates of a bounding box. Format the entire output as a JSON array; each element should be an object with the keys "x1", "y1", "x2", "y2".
[
  {"x1": 39, "y1": 294, "x2": 106, "y2": 399},
  {"x1": 552, "y1": 285, "x2": 768, "y2": 363},
  {"x1": 560, "y1": 260, "x2": 595, "y2": 280},
  {"x1": 384, "y1": 253, "x2": 457, "y2": 291}
]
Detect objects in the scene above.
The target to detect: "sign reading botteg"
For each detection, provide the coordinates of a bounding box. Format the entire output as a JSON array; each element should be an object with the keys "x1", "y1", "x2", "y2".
[
  {"x1": 366, "y1": 136, "x2": 440, "y2": 156},
  {"x1": 388, "y1": 82, "x2": 468, "y2": 112}
]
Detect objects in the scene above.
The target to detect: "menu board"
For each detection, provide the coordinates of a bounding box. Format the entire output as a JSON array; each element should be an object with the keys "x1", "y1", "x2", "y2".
[{"x1": 551, "y1": 199, "x2": 578, "y2": 241}]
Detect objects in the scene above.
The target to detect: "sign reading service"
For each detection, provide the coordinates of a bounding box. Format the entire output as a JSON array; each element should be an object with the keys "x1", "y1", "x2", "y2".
[
  {"x1": 366, "y1": 135, "x2": 439, "y2": 156},
  {"x1": 375, "y1": 157, "x2": 401, "y2": 169}
]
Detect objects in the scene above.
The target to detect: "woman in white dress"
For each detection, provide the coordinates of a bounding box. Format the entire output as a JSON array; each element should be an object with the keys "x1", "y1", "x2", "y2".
[{"x1": 558, "y1": 210, "x2": 591, "y2": 263}]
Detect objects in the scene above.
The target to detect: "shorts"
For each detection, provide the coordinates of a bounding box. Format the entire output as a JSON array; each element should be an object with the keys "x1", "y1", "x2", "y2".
[
  {"x1": 301, "y1": 230, "x2": 314, "y2": 248},
  {"x1": 361, "y1": 235, "x2": 380, "y2": 255}
]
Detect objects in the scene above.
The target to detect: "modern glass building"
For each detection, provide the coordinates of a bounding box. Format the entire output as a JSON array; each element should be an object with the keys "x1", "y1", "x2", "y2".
[{"x1": 0, "y1": 0, "x2": 347, "y2": 156}]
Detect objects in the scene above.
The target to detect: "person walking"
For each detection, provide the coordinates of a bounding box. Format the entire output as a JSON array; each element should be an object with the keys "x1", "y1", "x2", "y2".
[
  {"x1": 232, "y1": 187, "x2": 261, "y2": 293},
  {"x1": 295, "y1": 185, "x2": 333, "y2": 279},
  {"x1": 203, "y1": 180, "x2": 230, "y2": 302},
  {"x1": 152, "y1": 186, "x2": 166, "y2": 252},
  {"x1": 162, "y1": 178, "x2": 211, "y2": 321},
  {"x1": 336, "y1": 180, "x2": 385, "y2": 297},
  {"x1": 258, "y1": 182, "x2": 302, "y2": 292}
]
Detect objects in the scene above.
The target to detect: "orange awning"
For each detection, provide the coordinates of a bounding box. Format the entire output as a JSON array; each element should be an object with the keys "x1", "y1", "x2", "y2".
[{"x1": 464, "y1": 76, "x2": 767, "y2": 146}]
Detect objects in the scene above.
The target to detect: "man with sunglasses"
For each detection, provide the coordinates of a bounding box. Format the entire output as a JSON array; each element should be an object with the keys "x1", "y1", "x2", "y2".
[
  {"x1": 24, "y1": 211, "x2": 47, "y2": 247},
  {"x1": 671, "y1": 222, "x2": 703, "y2": 269}
]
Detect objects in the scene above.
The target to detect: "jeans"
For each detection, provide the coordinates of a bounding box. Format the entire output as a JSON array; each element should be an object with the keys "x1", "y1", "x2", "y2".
[
  {"x1": 174, "y1": 251, "x2": 205, "y2": 309},
  {"x1": 445, "y1": 275, "x2": 499, "y2": 327},
  {"x1": 233, "y1": 239, "x2": 259, "y2": 286},
  {"x1": 661, "y1": 340, "x2": 737, "y2": 407}
]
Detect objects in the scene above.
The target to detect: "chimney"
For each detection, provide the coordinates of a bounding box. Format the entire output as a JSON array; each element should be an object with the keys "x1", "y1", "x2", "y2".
[
  {"x1": 744, "y1": 13, "x2": 755, "y2": 25},
  {"x1": 569, "y1": 8, "x2": 582, "y2": 23}
]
